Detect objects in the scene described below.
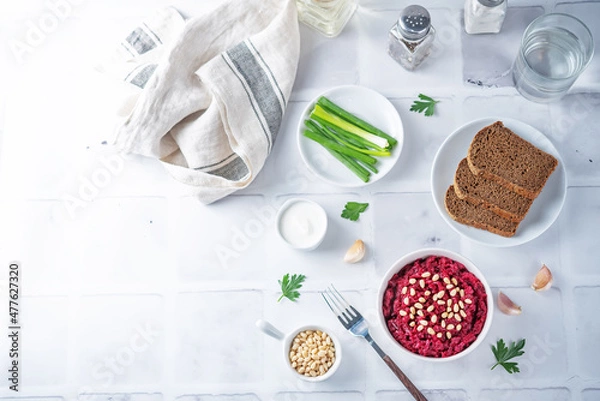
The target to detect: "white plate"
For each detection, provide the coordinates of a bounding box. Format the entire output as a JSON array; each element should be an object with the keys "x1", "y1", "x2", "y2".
[
  {"x1": 431, "y1": 117, "x2": 567, "y2": 247},
  {"x1": 297, "y1": 85, "x2": 404, "y2": 187}
]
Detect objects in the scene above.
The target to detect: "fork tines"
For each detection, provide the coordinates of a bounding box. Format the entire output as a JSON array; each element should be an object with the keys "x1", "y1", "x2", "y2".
[{"x1": 321, "y1": 285, "x2": 360, "y2": 326}]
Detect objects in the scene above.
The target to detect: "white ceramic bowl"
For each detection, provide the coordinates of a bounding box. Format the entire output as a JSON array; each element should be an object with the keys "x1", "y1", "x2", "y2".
[
  {"x1": 377, "y1": 248, "x2": 493, "y2": 362},
  {"x1": 256, "y1": 320, "x2": 342, "y2": 382},
  {"x1": 297, "y1": 85, "x2": 404, "y2": 187},
  {"x1": 276, "y1": 198, "x2": 328, "y2": 251}
]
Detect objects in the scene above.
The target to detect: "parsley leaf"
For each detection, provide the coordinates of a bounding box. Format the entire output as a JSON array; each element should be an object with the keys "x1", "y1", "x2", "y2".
[
  {"x1": 410, "y1": 93, "x2": 440, "y2": 117},
  {"x1": 341, "y1": 202, "x2": 369, "y2": 221},
  {"x1": 278, "y1": 273, "x2": 306, "y2": 302},
  {"x1": 491, "y1": 338, "x2": 526, "y2": 374}
]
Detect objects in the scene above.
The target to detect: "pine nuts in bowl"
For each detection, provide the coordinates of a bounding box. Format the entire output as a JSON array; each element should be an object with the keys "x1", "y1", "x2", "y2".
[
  {"x1": 256, "y1": 320, "x2": 342, "y2": 382},
  {"x1": 377, "y1": 248, "x2": 493, "y2": 362}
]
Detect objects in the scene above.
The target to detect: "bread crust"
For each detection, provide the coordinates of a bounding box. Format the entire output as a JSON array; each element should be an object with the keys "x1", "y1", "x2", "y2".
[
  {"x1": 453, "y1": 158, "x2": 532, "y2": 223},
  {"x1": 466, "y1": 121, "x2": 558, "y2": 200},
  {"x1": 444, "y1": 186, "x2": 518, "y2": 238}
]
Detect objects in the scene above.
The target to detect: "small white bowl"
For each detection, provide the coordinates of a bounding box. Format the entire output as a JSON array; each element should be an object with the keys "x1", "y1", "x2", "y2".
[
  {"x1": 256, "y1": 320, "x2": 342, "y2": 382},
  {"x1": 276, "y1": 198, "x2": 328, "y2": 251},
  {"x1": 377, "y1": 248, "x2": 493, "y2": 362}
]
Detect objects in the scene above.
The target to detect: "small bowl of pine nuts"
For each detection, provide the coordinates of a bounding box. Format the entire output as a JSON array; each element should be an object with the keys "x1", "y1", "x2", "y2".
[{"x1": 256, "y1": 319, "x2": 342, "y2": 382}]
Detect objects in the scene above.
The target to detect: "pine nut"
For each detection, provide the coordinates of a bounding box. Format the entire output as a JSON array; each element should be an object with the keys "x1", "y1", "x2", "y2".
[
  {"x1": 446, "y1": 284, "x2": 454, "y2": 290},
  {"x1": 451, "y1": 277, "x2": 458, "y2": 286},
  {"x1": 447, "y1": 324, "x2": 455, "y2": 330},
  {"x1": 289, "y1": 330, "x2": 336, "y2": 378},
  {"x1": 465, "y1": 298, "x2": 472, "y2": 304},
  {"x1": 399, "y1": 310, "x2": 407, "y2": 317},
  {"x1": 450, "y1": 289, "x2": 457, "y2": 297},
  {"x1": 427, "y1": 327, "x2": 435, "y2": 335},
  {"x1": 419, "y1": 297, "x2": 426, "y2": 303},
  {"x1": 414, "y1": 302, "x2": 423, "y2": 309},
  {"x1": 431, "y1": 315, "x2": 438, "y2": 323},
  {"x1": 446, "y1": 332, "x2": 452, "y2": 339},
  {"x1": 419, "y1": 320, "x2": 428, "y2": 326},
  {"x1": 404, "y1": 297, "x2": 410, "y2": 305},
  {"x1": 410, "y1": 288, "x2": 416, "y2": 296},
  {"x1": 443, "y1": 277, "x2": 451, "y2": 284},
  {"x1": 460, "y1": 310, "x2": 467, "y2": 318},
  {"x1": 409, "y1": 278, "x2": 417, "y2": 284},
  {"x1": 427, "y1": 305, "x2": 435, "y2": 313},
  {"x1": 402, "y1": 286, "x2": 407, "y2": 295},
  {"x1": 432, "y1": 274, "x2": 440, "y2": 281},
  {"x1": 417, "y1": 325, "x2": 424, "y2": 331},
  {"x1": 419, "y1": 279, "x2": 425, "y2": 289}
]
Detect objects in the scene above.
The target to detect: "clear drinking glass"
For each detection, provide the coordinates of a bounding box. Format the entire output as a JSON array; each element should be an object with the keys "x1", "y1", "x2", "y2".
[
  {"x1": 296, "y1": 0, "x2": 357, "y2": 38},
  {"x1": 512, "y1": 13, "x2": 594, "y2": 103}
]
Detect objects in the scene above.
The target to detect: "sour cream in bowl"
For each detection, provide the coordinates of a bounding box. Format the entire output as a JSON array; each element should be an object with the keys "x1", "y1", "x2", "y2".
[
  {"x1": 377, "y1": 248, "x2": 493, "y2": 362},
  {"x1": 276, "y1": 198, "x2": 328, "y2": 251}
]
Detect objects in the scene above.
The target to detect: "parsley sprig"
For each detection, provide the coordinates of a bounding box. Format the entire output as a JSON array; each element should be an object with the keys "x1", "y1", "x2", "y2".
[
  {"x1": 278, "y1": 273, "x2": 306, "y2": 302},
  {"x1": 410, "y1": 93, "x2": 440, "y2": 117},
  {"x1": 341, "y1": 202, "x2": 369, "y2": 222},
  {"x1": 491, "y1": 338, "x2": 526, "y2": 374}
]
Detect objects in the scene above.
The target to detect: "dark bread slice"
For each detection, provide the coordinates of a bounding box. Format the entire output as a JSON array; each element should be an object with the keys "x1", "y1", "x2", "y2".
[
  {"x1": 467, "y1": 121, "x2": 558, "y2": 200},
  {"x1": 454, "y1": 158, "x2": 533, "y2": 223},
  {"x1": 444, "y1": 185, "x2": 519, "y2": 238}
]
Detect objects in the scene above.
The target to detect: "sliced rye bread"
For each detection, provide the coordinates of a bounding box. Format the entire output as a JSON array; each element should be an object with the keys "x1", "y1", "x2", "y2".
[
  {"x1": 444, "y1": 185, "x2": 519, "y2": 238},
  {"x1": 454, "y1": 158, "x2": 533, "y2": 223},
  {"x1": 467, "y1": 121, "x2": 558, "y2": 200}
]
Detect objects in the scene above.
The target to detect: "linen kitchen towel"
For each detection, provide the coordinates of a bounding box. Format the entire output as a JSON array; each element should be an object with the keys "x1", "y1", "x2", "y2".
[{"x1": 102, "y1": 0, "x2": 300, "y2": 203}]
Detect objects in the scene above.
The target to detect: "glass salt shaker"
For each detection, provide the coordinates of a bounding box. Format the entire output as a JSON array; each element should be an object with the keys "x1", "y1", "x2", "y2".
[
  {"x1": 464, "y1": 0, "x2": 507, "y2": 34},
  {"x1": 296, "y1": 0, "x2": 357, "y2": 38},
  {"x1": 388, "y1": 5, "x2": 436, "y2": 71}
]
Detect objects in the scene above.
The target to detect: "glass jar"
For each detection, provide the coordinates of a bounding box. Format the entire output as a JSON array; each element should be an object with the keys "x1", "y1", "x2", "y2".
[
  {"x1": 296, "y1": 0, "x2": 357, "y2": 38},
  {"x1": 388, "y1": 5, "x2": 436, "y2": 71},
  {"x1": 464, "y1": 0, "x2": 507, "y2": 34}
]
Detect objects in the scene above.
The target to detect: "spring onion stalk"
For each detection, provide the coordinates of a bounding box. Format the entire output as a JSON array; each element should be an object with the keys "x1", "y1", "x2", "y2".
[
  {"x1": 329, "y1": 149, "x2": 371, "y2": 182},
  {"x1": 316, "y1": 96, "x2": 398, "y2": 147},
  {"x1": 311, "y1": 105, "x2": 390, "y2": 150},
  {"x1": 305, "y1": 119, "x2": 391, "y2": 157},
  {"x1": 311, "y1": 114, "x2": 386, "y2": 152},
  {"x1": 304, "y1": 129, "x2": 371, "y2": 182},
  {"x1": 359, "y1": 159, "x2": 378, "y2": 174},
  {"x1": 303, "y1": 130, "x2": 377, "y2": 165}
]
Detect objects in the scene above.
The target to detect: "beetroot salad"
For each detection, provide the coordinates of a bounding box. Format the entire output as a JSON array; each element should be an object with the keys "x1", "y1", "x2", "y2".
[{"x1": 382, "y1": 255, "x2": 487, "y2": 358}]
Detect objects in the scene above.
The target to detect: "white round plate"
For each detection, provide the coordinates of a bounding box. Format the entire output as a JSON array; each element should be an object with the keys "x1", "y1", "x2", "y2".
[
  {"x1": 297, "y1": 85, "x2": 404, "y2": 187},
  {"x1": 431, "y1": 117, "x2": 567, "y2": 247}
]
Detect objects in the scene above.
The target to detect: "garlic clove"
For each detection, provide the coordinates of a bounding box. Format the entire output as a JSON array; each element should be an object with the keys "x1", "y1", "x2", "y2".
[
  {"x1": 344, "y1": 240, "x2": 366, "y2": 263},
  {"x1": 531, "y1": 264, "x2": 553, "y2": 292},
  {"x1": 497, "y1": 291, "x2": 522, "y2": 316}
]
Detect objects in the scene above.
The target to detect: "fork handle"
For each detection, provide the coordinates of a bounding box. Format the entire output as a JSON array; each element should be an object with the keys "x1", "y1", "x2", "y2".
[
  {"x1": 382, "y1": 355, "x2": 428, "y2": 401},
  {"x1": 365, "y1": 335, "x2": 428, "y2": 401}
]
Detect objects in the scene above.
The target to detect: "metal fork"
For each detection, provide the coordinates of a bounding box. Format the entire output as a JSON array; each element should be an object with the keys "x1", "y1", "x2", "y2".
[{"x1": 322, "y1": 285, "x2": 428, "y2": 401}]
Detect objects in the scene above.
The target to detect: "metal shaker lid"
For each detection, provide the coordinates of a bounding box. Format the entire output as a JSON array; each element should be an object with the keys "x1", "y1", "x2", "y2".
[
  {"x1": 398, "y1": 5, "x2": 431, "y2": 41},
  {"x1": 478, "y1": 0, "x2": 505, "y2": 7}
]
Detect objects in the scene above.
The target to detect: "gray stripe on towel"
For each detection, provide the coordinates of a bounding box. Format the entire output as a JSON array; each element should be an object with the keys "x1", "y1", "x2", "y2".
[
  {"x1": 126, "y1": 27, "x2": 157, "y2": 54},
  {"x1": 225, "y1": 41, "x2": 283, "y2": 147},
  {"x1": 209, "y1": 155, "x2": 249, "y2": 181},
  {"x1": 129, "y1": 64, "x2": 158, "y2": 88}
]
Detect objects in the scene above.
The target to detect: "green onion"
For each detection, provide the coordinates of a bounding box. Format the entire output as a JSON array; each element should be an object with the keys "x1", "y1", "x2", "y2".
[
  {"x1": 311, "y1": 105, "x2": 390, "y2": 150},
  {"x1": 303, "y1": 130, "x2": 377, "y2": 165},
  {"x1": 317, "y1": 96, "x2": 398, "y2": 147}
]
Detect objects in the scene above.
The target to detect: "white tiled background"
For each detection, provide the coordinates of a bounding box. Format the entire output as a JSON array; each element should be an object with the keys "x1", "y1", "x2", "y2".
[{"x1": 0, "y1": 0, "x2": 599, "y2": 400}]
